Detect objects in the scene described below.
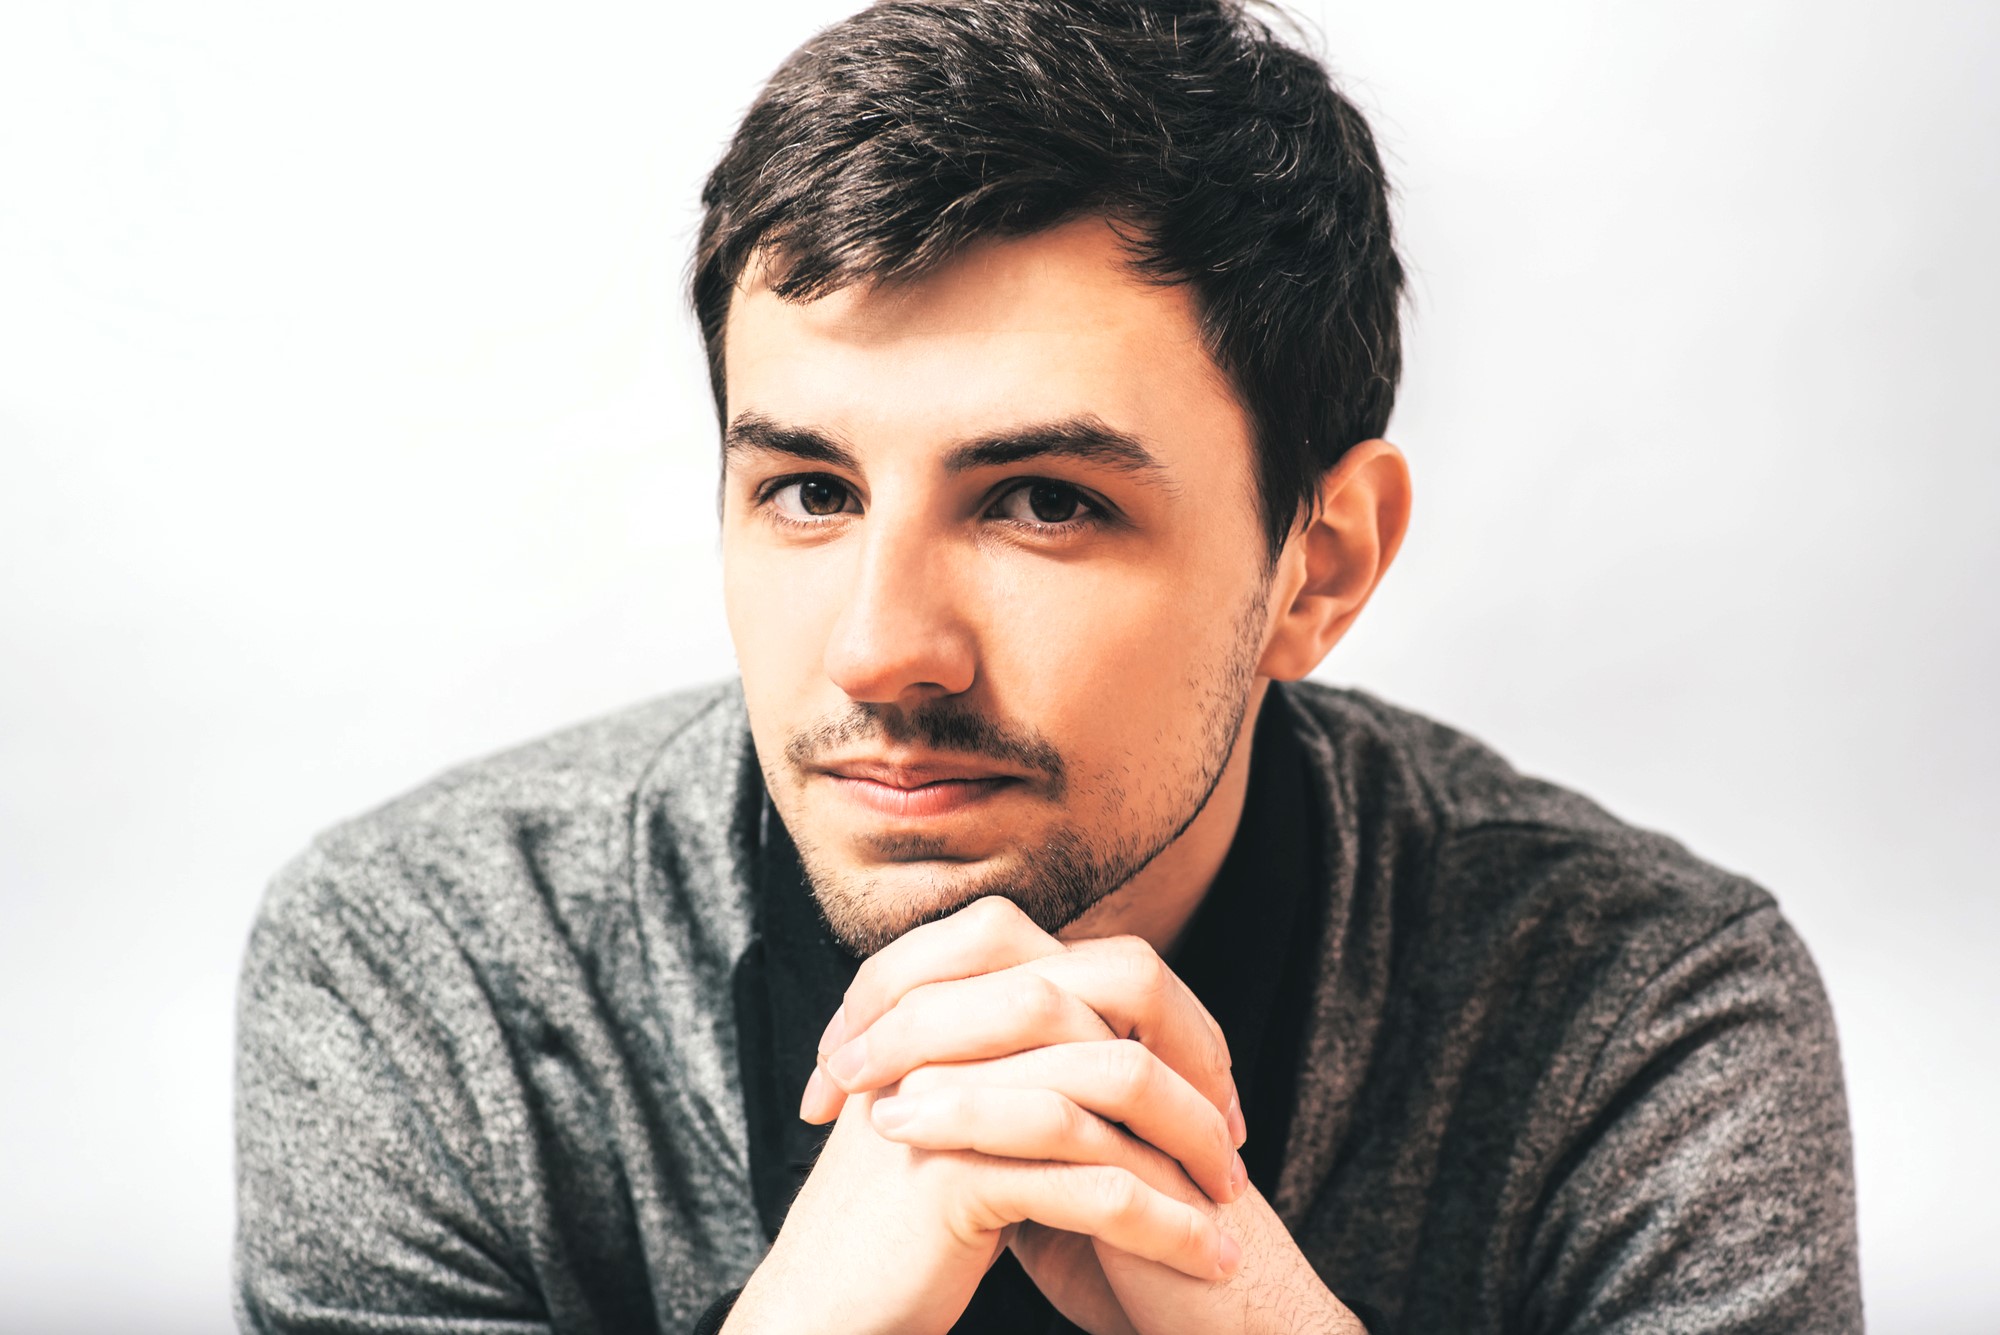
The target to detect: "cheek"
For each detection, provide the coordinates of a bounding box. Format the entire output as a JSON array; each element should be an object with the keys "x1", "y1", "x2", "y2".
[
  {"x1": 980, "y1": 562, "x2": 1253, "y2": 756},
  {"x1": 722, "y1": 540, "x2": 839, "y2": 706}
]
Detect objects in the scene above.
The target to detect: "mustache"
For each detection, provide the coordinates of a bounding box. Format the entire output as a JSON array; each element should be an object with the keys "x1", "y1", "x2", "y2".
[{"x1": 784, "y1": 700, "x2": 1068, "y2": 795}]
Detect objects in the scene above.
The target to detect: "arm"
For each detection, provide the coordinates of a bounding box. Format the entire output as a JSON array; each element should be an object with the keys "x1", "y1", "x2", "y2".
[
  {"x1": 234, "y1": 875, "x2": 549, "y2": 1333},
  {"x1": 238, "y1": 827, "x2": 766, "y2": 1335},
  {"x1": 1521, "y1": 907, "x2": 1862, "y2": 1334}
]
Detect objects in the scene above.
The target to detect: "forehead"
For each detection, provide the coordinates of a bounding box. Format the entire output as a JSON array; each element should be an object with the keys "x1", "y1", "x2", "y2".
[{"x1": 720, "y1": 217, "x2": 1253, "y2": 472}]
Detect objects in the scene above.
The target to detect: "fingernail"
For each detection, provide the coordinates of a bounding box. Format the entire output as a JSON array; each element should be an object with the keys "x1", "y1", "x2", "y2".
[
  {"x1": 871, "y1": 1095, "x2": 915, "y2": 1132},
  {"x1": 799, "y1": 1067, "x2": 829, "y2": 1120},
  {"x1": 1226, "y1": 1090, "x2": 1247, "y2": 1148},
  {"x1": 1216, "y1": 1231, "x2": 1243, "y2": 1279},
  {"x1": 826, "y1": 1037, "x2": 867, "y2": 1086},
  {"x1": 818, "y1": 1004, "x2": 847, "y2": 1056},
  {"x1": 1230, "y1": 1151, "x2": 1248, "y2": 1200}
]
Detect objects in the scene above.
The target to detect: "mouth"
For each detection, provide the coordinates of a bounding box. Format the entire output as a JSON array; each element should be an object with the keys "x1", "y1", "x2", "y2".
[{"x1": 812, "y1": 757, "x2": 1027, "y2": 819}]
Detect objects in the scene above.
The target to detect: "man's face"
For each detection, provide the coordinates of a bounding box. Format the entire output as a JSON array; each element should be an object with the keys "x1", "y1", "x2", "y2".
[{"x1": 721, "y1": 217, "x2": 1278, "y2": 955}]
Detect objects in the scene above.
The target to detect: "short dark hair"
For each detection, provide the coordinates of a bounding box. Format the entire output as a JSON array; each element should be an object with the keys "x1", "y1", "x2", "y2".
[{"x1": 693, "y1": 0, "x2": 1404, "y2": 562}]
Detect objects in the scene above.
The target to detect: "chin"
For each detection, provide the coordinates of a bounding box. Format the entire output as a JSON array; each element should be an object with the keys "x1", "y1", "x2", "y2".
[
  {"x1": 801, "y1": 829, "x2": 1126, "y2": 957},
  {"x1": 804, "y1": 859, "x2": 1006, "y2": 956}
]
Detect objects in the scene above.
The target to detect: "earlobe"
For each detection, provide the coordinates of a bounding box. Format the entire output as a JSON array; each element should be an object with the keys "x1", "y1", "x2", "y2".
[{"x1": 1256, "y1": 439, "x2": 1412, "y2": 681}]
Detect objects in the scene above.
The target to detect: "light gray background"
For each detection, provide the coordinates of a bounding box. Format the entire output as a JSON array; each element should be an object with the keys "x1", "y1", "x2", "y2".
[{"x1": 1, "y1": 2, "x2": 1993, "y2": 1331}]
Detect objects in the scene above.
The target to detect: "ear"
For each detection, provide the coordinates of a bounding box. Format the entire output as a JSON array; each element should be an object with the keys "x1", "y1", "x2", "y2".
[{"x1": 1258, "y1": 438, "x2": 1412, "y2": 681}]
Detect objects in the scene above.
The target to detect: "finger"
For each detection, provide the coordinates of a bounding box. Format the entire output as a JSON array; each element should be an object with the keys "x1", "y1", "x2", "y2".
[
  {"x1": 883, "y1": 1040, "x2": 1243, "y2": 1204},
  {"x1": 804, "y1": 896, "x2": 1061, "y2": 1124},
  {"x1": 823, "y1": 896, "x2": 1064, "y2": 1054},
  {"x1": 892, "y1": 1065, "x2": 1206, "y2": 1205},
  {"x1": 821, "y1": 968, "x2": 1115, "y2": 1096},
  {"x1": 1009, "y1": 1224, "x2": 1142, "y2": 1335},
  {"x1": 874, "y1": 1084, "x2": 1135, "y2": 1167},
  {"x1": 972, "y1": 1160, "x2": 1241, "y2": 1283},
  {"x1": 799, "y1": 1064, "x2": 843, "y2": 1124},
  {"x1": 1010, "y1": 938, "x2": 1243, "y2": 1140}
]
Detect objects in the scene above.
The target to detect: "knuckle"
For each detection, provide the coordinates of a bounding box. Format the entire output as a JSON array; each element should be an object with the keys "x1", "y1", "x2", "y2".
[
  {"x1": 1181, "y1": 1207, "x2": 1211, "y2": 1262},
  {"x1": 1201, "y1": 1041, "x2": 1234, "y2": 1086},
  {"x1": 1137, "y1": 947, "x2": 1174, "y2": 999},
  {"x1": 1107, "y1": 935, "x2": 1169, "y2": 991},
  {"x1": 932, "y1": 1085, "x2": 973, "y2": 1123},
  {"x1": 1093, "y1": 1168, "x2": 1144, "y2": 1224},
  {"x1": 864, "y1": 1001, "x2": 911, "y2": 1056},
  {"x1": 1185, "y1": 1025, "x2": 1233, "y2": 1088},
  {"x1": 1005, "y1": 974, "x2": 1066, "y2": 1029},
  {"x1": 1101, "y1": 1038, "x2": 1153, "y2": 1103},
  {"x1": 1210, "y1": 1046, "x2": 1234, "y2": 1091},
  {"x1": 1208, "y1": 1104, "x2": 1233, "y2": 1155},
  {"x1": 1045, "y1": 1090, "x2": 1088, "y2": 1144},
  {"x1": 969, "y1": 894, "x2": 1026, "y2": 931}
]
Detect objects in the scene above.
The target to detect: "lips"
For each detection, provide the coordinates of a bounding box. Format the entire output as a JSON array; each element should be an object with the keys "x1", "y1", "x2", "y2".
[
  {"x1": 814, "y1": 757, "x2": 1025, "y2": 819},
  {"x1": 821, "y1": 759, "x2": 1017, "y2": 787}
]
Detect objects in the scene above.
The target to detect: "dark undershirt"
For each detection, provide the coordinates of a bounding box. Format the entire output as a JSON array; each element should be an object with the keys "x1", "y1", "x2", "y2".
[{"x1": 708, "y1": 684, "x2": 1323, "y2": 1334}]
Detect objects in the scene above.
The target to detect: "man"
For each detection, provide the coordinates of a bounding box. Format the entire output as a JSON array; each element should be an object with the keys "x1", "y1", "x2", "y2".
[{"x1": 234, "y1": 2, "x2": 1862, "y2": 1332}]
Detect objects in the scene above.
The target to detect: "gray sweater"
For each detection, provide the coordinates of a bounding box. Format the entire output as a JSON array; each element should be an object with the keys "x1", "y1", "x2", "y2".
[{"x1": 234, "y1": 681, "x2": 1862, "y2": 1333}]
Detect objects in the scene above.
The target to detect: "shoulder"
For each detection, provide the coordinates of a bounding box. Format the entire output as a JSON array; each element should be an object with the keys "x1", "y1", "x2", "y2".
[
  {"x1": 235, "y1": 682, "x2": 765, "y2": 1326},
  {"x1": 1276, "y1": 684, "x2": 1857, "y2": 1325},
  {"x1": 1281, "y1": 681, "x2": 1796, "y2": 1034},
  {"x1": 1286, "y1": 679, "x2": 1680, "y2": 841},
  {"x1": 250, "y1": 679, "x2": 755, "y2": 969}
]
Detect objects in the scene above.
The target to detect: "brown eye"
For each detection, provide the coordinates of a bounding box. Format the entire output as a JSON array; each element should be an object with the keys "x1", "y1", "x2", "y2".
[
  {"x1": 990, "y1": 479, "x2": 1102, "y2": 530},
  {"x1": 798, "y1": 478, "x2": 848, "y2": 516},
  {"x1": 1026, "y1": 481, "x2": 1082, "y2": 523},
  {"x1": 769, "y1": 476, "x2": 857, "y2": 521}
]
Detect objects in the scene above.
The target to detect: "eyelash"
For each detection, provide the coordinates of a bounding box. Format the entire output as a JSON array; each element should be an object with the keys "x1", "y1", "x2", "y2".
[{"x1": 754, "y1": 473, "x2": 1110, "y2": 535}]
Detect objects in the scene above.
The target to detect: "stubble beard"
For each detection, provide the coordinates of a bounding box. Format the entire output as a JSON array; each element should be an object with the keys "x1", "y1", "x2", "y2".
[{"x1": 781, "y1": 586, "x2": 1272, "y2": 957}]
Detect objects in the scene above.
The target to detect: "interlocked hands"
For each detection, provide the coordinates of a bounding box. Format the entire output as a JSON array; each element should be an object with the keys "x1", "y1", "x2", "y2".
[{"x1": 722, "y1": 896, "x2": 1362, "y2": 1335}]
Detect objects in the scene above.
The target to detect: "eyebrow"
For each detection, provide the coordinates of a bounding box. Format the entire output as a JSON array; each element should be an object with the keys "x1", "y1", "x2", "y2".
[
  {"x1": 723, "y1": 413, "x2": 860, "y2": 471},
  {"x1": 723, "y1": 411, "x2": 1170, "y2": 484}
]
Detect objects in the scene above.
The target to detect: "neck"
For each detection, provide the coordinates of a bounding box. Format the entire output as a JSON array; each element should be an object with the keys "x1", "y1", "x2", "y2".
[{"x1": 1058, "y1": 680, "x2": 1273, "y2": 958}]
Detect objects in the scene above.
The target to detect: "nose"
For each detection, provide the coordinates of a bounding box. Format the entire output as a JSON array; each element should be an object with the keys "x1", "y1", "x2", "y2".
[{"x1": 822, "y1": 512, "x2": 978, "y2": 706}]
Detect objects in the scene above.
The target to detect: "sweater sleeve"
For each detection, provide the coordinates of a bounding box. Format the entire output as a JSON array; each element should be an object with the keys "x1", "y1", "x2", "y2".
[
  {"x1": 1517, "y1": 905, "x2": 1863, "y2": 1334},
  {"x1": 233, "y1": 854, "x2": 551, "y2": 1333}
]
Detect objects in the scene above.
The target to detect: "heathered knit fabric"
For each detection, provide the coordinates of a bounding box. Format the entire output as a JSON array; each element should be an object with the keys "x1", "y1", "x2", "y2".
[{"x1": 234, "y1": 680, "x2": 1862, "y2": 1333}]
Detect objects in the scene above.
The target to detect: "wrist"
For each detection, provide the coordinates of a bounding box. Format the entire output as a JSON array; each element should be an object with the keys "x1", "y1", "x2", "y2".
[
  {"x1": 722, "y1": 1210, "x2": 974, "y2": 1335},
  {"x1": 720, "y1": 1235, "x2": 881, "y2": 1335}
]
